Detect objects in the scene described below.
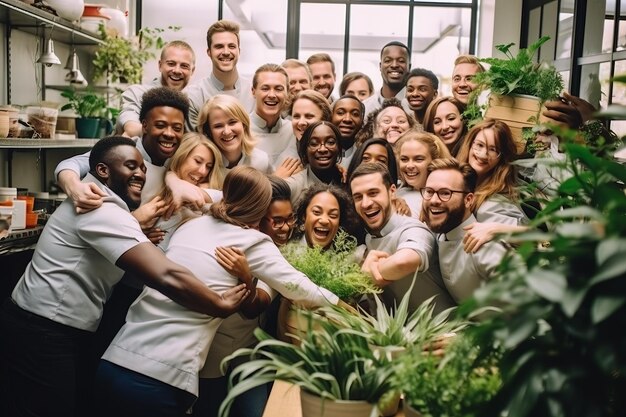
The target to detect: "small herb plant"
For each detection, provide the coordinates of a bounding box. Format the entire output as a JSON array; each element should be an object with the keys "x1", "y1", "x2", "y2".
[
  {"x1": 280, "y1": 229, "x2": 381, "y2": 304},
  {"x1": 219, "y1": 320, "x2": 394, "y2": 417},
  {"x1": 93, "y1": 25, "x2": 180, "y2": 84},
  {"x1": 60, "y1": 88, "x2": 110, "y2": 118},
  {"x1": 474, "y1": 36, "x2": 564, "y2": 102}
]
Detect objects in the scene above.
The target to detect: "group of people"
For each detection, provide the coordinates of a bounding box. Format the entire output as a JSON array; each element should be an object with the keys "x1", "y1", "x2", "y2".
[{"x1": 0, "y1": 18, "x2": 597, "y2": 417}]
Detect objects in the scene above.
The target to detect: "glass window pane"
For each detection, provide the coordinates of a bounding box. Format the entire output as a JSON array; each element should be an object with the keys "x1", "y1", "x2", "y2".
[
  {"x1": 299, "y1": 2, "x2": 346, "y2": 90},
  {"x1": 559, "y1": 70, "x2": 570, "y2": 93},
  {"x1": 556, "y1": 0, "x2": 574, "y2": 59},
  {"x1": 527, "y1": 8, "x2": 541, "y2": 52},
  {"x1": 618, "y1": 0, "x2": 626, "y2": 51},
  {"x1": 540, "y1": 1, "x2": 558, "y2": 62},
  {"x1": 583, "y1": 1, "x2": 614, "y2": 55},
  {"x1": 580, "y1": 62, "x2": 611, "y2": 111},
  {"x1": 347, "y1": 4, "x2": 409, "y2": 93},
  {"x1": 141, "y1": 0, "x2": 218, "y2": 83},
  {"x1": 613, "y1": 60, "x2": 626, "y2": 105},
  {"x1": 610, "y1": 120, "x2": 626, "y2": 138},
  {"x1": 224, "y1": 0, "x2": 288, "y2": 75}
]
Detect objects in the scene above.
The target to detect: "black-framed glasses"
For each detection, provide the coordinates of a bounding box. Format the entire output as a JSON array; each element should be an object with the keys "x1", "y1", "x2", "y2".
[
  {"x1": 265, "y1": 214, "x2": 297, "y2": 229},
  {"x1": 420, "y1": 187, "x2": 468, "y2": 202},
  {"x1": 471, "y1": 141, "x2": 501, "y2": 159},
  {"x1": 307, "y1": 139, "x2": 338, "y2": 150}
]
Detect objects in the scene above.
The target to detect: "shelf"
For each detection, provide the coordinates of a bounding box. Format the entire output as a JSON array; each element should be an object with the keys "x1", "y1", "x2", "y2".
[
  {"x1": 0, "y1": 0, "x2": 104, "y2": 46},
  {"x1": 0, "y1": 138, "x2": 99, "y2": 148},
  {"x1": 46, "y1": 84, "x2": 126, "y2": 94}
]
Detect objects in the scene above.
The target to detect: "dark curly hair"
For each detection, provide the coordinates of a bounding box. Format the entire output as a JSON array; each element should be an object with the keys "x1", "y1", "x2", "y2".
[
  {"x1": 139, "y1": 87, "x2": 190, "y2": 122},
  {"x1": 346, "y1": 137, "x2": 399, "y2": 186},
  {"x1": 355, "y1": 97, "x2": 416, "y2": 146}
]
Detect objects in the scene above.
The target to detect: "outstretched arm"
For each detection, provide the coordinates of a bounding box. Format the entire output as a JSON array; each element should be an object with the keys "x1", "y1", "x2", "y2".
[{"x1": 57, "y1": 170, "x2": 107, "y2": 213}]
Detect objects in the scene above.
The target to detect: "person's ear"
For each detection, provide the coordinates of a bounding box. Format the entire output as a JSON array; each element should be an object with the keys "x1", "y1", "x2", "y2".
[
  {"x1": 142, "y1": 119, "x2": 148, "y2": 135},
  {"x1": 95, "y1": 162, "x2": 110, "y2": 180},
  {"x1": 389, "y1": 183, "x2": 397, "y2": 198},
  {"x1": 464, "y1": 192, "x2": 474, "y2": 209}
]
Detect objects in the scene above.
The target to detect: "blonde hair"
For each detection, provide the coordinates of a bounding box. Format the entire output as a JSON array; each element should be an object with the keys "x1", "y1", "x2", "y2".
[
  {"x1": 206, "y1": 20, "x2": 240, "y2": 49},
  {"x1": 394, "y1": 131, "x2": 451, "y2": 187},
  {"x1": 168, "y1": 132, "x2": 224, "y2": 190},
  {"x1": 456, "y1": 119, "x2": 519, "y2": 210},
  {"x1": 197, "y1": 94, "x2": 256, "y2": 157},
  {"x1": 454, "y1": 54, "x2": 485, "y2": 72},
  {"x1": 289, "y1": 89, "x2": 331, "y2": 121},
  {"x1": 210, "y1": 166, "x2": 272, "y2": 228}
]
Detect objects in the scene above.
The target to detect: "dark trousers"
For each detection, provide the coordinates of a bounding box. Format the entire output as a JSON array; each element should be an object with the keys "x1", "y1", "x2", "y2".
[
  {"x1": 0, "y1": 297, "x2": 92, "y2": 417},
  {"x1": 94, "y1": 360, "x2": 196, "y2": 417}
]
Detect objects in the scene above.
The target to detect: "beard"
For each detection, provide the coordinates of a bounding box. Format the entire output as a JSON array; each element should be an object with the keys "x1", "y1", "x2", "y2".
[{"x1": 425, "y1": 202, "x2": 467, "y2": 235}]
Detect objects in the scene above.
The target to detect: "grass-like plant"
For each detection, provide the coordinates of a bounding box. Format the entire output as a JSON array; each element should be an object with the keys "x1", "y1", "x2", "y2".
[
  {"x1": 218, "y1": 317, "x2": 394, "y2": 417},
  {"x1": 280, "y1": 229, "x2": 381, "y2": 304}
]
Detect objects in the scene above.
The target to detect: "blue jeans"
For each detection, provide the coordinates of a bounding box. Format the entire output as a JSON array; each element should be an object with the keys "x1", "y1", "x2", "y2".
[
  {"x1": 94, "y1": 360, "x2": 196, "y2": 417},
  {"x1": 0, "y1": 297, "x2": 92, "y2": 417}
]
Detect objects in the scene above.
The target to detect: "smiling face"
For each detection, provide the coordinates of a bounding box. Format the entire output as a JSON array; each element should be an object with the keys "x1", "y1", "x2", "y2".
[
  {"x1": 452, "y1": 63, "x2": 480, "y2": 104},
  {"x1": 304, "y1": 191, "x2": 340, "y2": 250},
  {"x1": 351, "y1": 172, "x2": 395, "y2": 234},
  {"x1": 253, "y1": 71, "x2": 288, "y2": 125},
  {"x1": 260, "y1": 199, "x2": 295, "y2": 246},
  {"x1": 178, "y1": 144, "x2": 215, "y2": 186},
  {"x1": 406, "y1": 76, "x2": 437, "y2": 112},
  {"x1": 158, "y1": 46, "x2": 195, "y2": 91},
  {"x1": 141, "y1": 106, "x2": 185, "y2": 166},
  {"x1": 103, "y1": 145, "x2": 146, "y2": 210},
  {"x1": 207, "y1": 108, "x2": 244, "y2": 160},
  {"x1": 208, "y1": 31, "x2": 240, "y2": 74},
  {"x1": 375, "y1": 106, "x2": 410, "y2": 144},
  {"x1": 432, "y1": 101, "x2": 463, "y2": 148},
  {"x1": 331, "y1": 97, "x2": 363, "y2": 140},
  {"x1": 285, "y1": 66, "x2": 311, "y2": 97},
  {"x1": 291, "y1": 98, "x2": 324, "y2": 140},
  {"x1": 361, "y1": 143, "x2": 389, "y2": 166},
  {"x1": 423, "y1": 169, "x2": 473, "y2": 234},
  {"x1": 398, "y1": 140, "x2": 432, "y2": 189},
  {"x1": 306, "y1": 124, "x2": 339, "y2": 171},
  {"x1": 345, "y1": 78, "x2": 372, "y2": 101},
  {"x1": 380, "y1": 45, "x2": 409, "y2": 90},
  {"x1": 309, "y1": 61, "x2": 336, "y2": 99},
  {"x1": 468, "y1": 128, "x2": 500, "y2": 180}
]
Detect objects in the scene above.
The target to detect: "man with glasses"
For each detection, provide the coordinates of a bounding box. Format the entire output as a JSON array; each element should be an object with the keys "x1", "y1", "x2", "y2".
[
  {"x1": 422, "y1": 158, "x2": 508, "y2": 302},
  {"x1": 349, "y1": 162, "x2": 455, "y2": 314}
]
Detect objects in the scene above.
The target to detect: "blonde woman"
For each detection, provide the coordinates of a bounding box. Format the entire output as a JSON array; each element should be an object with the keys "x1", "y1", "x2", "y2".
[
  {"x1": 197, "y1": 94, "x2": 272, "y2": 175},
  {"x1": 394, "y1": 131, "x2": 451, "y2": 218}
]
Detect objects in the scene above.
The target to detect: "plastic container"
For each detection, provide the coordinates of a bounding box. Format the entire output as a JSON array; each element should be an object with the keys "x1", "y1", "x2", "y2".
[
  {"x1": 26, "y1": 106, "x2": 59, "y2": 138},
  {"x1": 0, "y1": 187, "x2": 17, "y2": 202},
  {"x1": 0, "y1": 111, "x2": 8, "y2": 137},
  {"x1": 0, "y1": 206, "x2": 12, "y2": 237},
  {"x1": 11, "y1": 199, "x2": 26, "y2": 230},
  {"x1": 26, "y1": 212, "x2": 39, "y2": 228},
  {"x1": 0, "y1": 106, "x2": 21, "y2": 137},
  {"x1": 17, "y1": 195, "x2": 35, "y2": 213}
]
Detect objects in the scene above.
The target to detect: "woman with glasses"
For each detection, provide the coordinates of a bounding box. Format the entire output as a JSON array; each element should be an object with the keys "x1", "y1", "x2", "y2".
[
  {"x1": 394, "y1": 131, "x2": 451, "y2": 219},
  {"x1": 455, "y1": 119, "x2": 529, "y2": 251},
  {"x1": 285, "y1": 121, "x2": 343, "y2": 205}
]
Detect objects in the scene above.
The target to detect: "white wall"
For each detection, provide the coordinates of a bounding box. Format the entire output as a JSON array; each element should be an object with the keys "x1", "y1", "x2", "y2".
[{"x1": 478, "y1": 0, "x2": 523, "y2": 58}]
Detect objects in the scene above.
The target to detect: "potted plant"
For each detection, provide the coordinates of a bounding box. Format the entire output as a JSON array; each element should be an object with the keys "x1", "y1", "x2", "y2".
[
  {"x1": 393, "y1": 333, "x2": 502, "y2": 417},
  {"x1": 61, "y1": 88, "x2": 115, "y2": 138},
  {"x1": 470, "y1": 36, "x2": 564, "y2": 152},
  {"x1": 219, "y1": 318, "x2": 394, "y2": 417},
  {"x1": 93, "y1": 25, "x2": 179, "y2": 85}
]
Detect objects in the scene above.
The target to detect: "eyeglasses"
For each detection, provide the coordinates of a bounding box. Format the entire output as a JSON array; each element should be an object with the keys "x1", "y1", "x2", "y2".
[
  {"x1": 265, "y1": 214, "x2": 297, "y2": 229},
  {"x1": 420, "y1": 187, "x2": 468, "y2": 202},
  {"x1": 307, "y1": 139, "x2": 338, "y2": 150},
  {"x1": 471, "y1": 141, "x2": 501, "y2": 159}
]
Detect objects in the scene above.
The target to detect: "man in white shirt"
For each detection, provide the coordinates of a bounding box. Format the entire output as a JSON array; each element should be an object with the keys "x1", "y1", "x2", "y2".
[
  {"x1": 451, "y1": 54, "x2": 484, "y2": 104},
  {"x1": 350, "y1": 162, "x2": 455, "y2": 313},
  {"x1": 363, "y1": 41, "x2": 411, "y2": 117},
  {"x1": 306, "y1": 52, "x2": 337, "y2": 102},
  {"x1": 117, "y1": 40, "x2": 195, "y2": 137},
  {"x1": 422, "y1": 158, "x2": 508, "y2": 302},
  {"x1": 186, "y1": 20, "x2": 255, "y2": 129}
]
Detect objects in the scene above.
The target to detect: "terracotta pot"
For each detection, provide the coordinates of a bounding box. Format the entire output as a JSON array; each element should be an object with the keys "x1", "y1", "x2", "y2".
[{"x1": 300, "y1": 389, "x2": 375, "y2": 417}]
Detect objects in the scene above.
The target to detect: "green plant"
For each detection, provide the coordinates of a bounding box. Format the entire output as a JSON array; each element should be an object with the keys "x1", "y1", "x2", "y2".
[
  {"x1": 219, "y1": 319, "x2": 394, "y2": 417},
  {"x1": 60, "y1": 88, "x2": 110, "y2": 118},
  {"x1": 394, "y1": 333, "x2": 502, "y2": 417},
  {"x1": 280, "y1": 230, "x2": 381, "y2": 304},
  {"x1": 474, "y1": 36, "x2": 564, "y2": 102},
  {"x1": 93, "y1": 25, "x2": 179, "y2": 84},
  {"x1": 463, "y1": 132, "x2": 626, "y2": 417}
]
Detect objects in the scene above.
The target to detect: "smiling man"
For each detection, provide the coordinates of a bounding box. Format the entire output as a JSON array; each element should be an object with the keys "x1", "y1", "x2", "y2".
[
  {"x1": 1, "y1": 137, "x2": 248, "y2": 417},
  {"x1": 422, "y1": 158, "x2": 507, "y2": 303},
  {"x1": 404, "y1": 68, "x2": 439, "y2": 125},
  {"x1": 330, "y1": 94, "x2": 364, "y2": 168},
  {"x1": 306, "y1": 53, "x2": 337, "y2": 101},
  {"x1": 451, "y1": 55, "x2": 484, "y2": 104},
  {"x1": 250, "y1": 64, "x2": 296, "y2": 169},
  {"x1": 350, "y1": 162, "x2": 455, "y2": 313},
  {"x1": 186, "y1": 20, "x2": 255, "y2": 129},
  {"x1": 117, "y1": 41, "x2": 195, "y2": 138},
  {"x1": 363, "y1": 41, "x2": 411, "y2": 117}
]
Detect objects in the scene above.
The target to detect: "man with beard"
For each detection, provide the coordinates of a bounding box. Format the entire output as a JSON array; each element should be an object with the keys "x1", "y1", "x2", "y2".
[
  {"x1": 422, "y1": 158, "x2": 508, "y2": 302},
  {"x1": 250, "y1": 64, "x2": 298, "y2": 171},
  {"x1": 0, "y1": 137, "x2": 248, "y2": 417},
  {"x1": 350, "y1": 162, "x2": 455, "y2": 314},
  {"x1": 330, "y1": 94, "x2": 364, "y2": 168},
  {"x1": 186, "y1": 20, "x2": 255, "y2": 129},
  {"x1": 306, "y1": 52, "x2": 337, "y2": 102},
  {"x1": 451, "y1": 54, "x2": 484, "y2": 104},
  {"x1": 363, "y1": 41, "x2": 411, "y2": 117},
  {"x1": 55, "y1": 87, "x2": 190, "y2": 211},
  {"x1": 404, "y1": 68, "x2": 439, "y2": 125},
  {"x1": 117, "y1": 40, "x2": 196, "y2": 137}
]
